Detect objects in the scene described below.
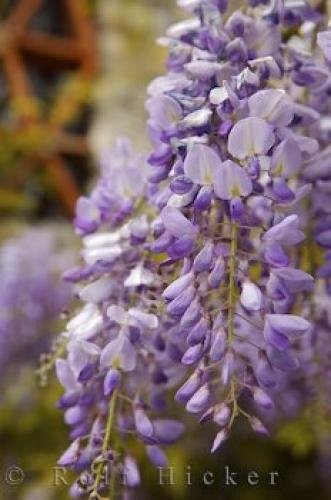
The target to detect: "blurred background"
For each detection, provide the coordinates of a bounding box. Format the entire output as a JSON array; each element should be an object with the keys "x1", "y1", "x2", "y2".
[{"x1": 0, "y1": 1, "x2": 330, "y2": 499}]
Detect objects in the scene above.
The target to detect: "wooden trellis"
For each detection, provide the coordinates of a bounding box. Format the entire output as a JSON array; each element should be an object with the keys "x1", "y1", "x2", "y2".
[{"x1": 0, "y1": 0, "x2": 96, "y2": 216}]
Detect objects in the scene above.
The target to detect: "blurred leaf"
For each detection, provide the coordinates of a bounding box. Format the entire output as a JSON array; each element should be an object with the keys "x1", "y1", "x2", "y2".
[{"x1": 276, "y1": 418, "x2": 316, "y2": 457}]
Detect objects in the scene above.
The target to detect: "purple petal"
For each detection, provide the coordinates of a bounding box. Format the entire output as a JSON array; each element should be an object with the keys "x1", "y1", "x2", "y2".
[
  {"x1": 104, "y1": 369, "x2": 121, "y2": 396},
  {"x1": 194, "y1": 185, "x2": 213, "y2": 211},
  {"x1": 153, "y1": 419, "x2": 185, "y2": 444},
  {"x1": 248, "y1": 416, "x2": 269, "y2": 436},
  {"x1": 316, "y1": 229, "x2": 331, "y2": 248},
  {"x1": 230, "y1": 197, "x2": 245, "y2": 221},
  {"x1": 58, "y1": 440, "x2": 81, "y2": 467},
  {"x1": 317, "y1": 30, "x2": 331, "y2": 62},
  {"x1": 271, "y1": 138, "x2": 302, "y2": 177},
  {"x1": 263, "y1": 322, "x2": 290, "y2": 351},
  {"x1": 175, "y1": 371, "x2": 201, "y2": 403},
  {"x1": 264, "y1": 242, "x2": 290, "y2": 268},
  {"x1": 256, "y1": 355, "x2": 277, "y2": 389},
  {"x1": 193, "y1": 241, "x2": 214, "y2": 273},
  {"x1": 210, "y1": 329, "x2": 226, "y2": 362},
  {"x1": 271, "y1": 267, "x2": 314, "y2": 293},
  {"x1": 187, "y1": 317, "x2": 209, "y2": 346},
  {"x1": 211, "y1": 429, "x2": 229, "y2": 453},
  {"x1": 146, "y1": 445, "x2": 168, "y2": 467},
  {"x1": 168, "y1": 235, "x2": 195, "y2": 259},
  {"x1": 186, "y1": 384, "x2": 210, "y2": 413},
  {"x1": 74, "y1": 197, "x2": 100, "y2": 235},
  {"x1": 167, "y1": 285, "x2": 196, "y2": 317},
  {"x1": 123, "y1": 456, "x2": 141, "y2": 487},
  {"x1": 161, "y1": 206, "x2": 197, "y2": 238},
  {"x1": 263, "y1": 215, "x2": 305, "y2": 245},
  {"x1": 266, "y1": 345, "x2": 299, "y2": 372},
  {"x1": 146, "y1": 94, "x2": 182, "y2": 129},
  {"x1": 180, "y1": 297, "x2": 202, "y2": 327},
  {"x1": 134, "y1": 407, "x2": 154, "y2": 438},
  {"x1": 208, "y1": 257, "x2": 225, "y2": 288},
  {"x1": 181, "y1": 343, "x2": 204, "y2": 364},
  {"x1": 213, "y1": 404, "x2": 231, "y2": 426},
  {"x1": 252, "y1": 388, "x2": 274, "y2": 410},
  {"x1": 163, "y1": 272, "x2": 194, "y2": 301}
]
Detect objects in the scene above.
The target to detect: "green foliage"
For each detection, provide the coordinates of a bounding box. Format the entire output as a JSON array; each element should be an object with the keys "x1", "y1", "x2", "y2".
[{"x1": 276, "y1": 417, "x2": 317, "y2": 457}]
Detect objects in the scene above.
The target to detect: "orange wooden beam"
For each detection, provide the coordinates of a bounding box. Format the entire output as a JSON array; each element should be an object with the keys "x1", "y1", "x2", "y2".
[
  {"x1": 2, "y1": 49, "x2": 33, "y2": 97},
  {"x1": 54, "y1": 131, "x2": 89, "y2": 157},
  {"x1": 19, "y1": 32, "x2": 83, "y2": 65},
  {"x1": 64, "y1": 0, "x2": 97, "y2": 76},
  {"x1": 5, "y1": 0, "x2": 43, "y2": 36},
  {"x1": 0, "y1": 0, "x2": 96, "y2": 217}
]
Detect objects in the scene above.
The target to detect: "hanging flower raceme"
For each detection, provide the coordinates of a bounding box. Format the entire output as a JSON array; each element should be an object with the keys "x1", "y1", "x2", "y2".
[
  {"x1": 74, "y1": 137, "x2": 150, "y2": 235},
  {"x1": 145, "y1": 0, "x2": 326, "y2": 452},
  {"x1": 56, "y1": 139, "x2": 184, "y2": 499},
  {"x1": 0, "y1": 227, "x2": 73, "y2": 388},
  {"x1": 268, "y1": 13, "x2": 331, "y2": 455}
]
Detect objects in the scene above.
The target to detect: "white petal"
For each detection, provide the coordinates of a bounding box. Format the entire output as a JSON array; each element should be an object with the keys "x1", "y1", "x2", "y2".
[
  {"x1": 81, "y1": 245, "x2": 122, "y2": 265},
  {"x1": 209, "y1": 86, "x2": 229, "y2": 105},
  {"x1": 128, "y1": 215, "x2": 149, "y2": 239},
  {"x1": 107, "y1": 305, "x2": 128, "y2": 325},
  {"x1": 213, "y1": 160, "x2": 252, "y2": 200},
  {"x1": 128, "y1": 308, "x2": 159, "y2": 329},
  {"x1": 67, "y1": 339, "x2": 101, "y2": 356},
  {"x1": 119, "y1": 336, "x2": 137, "y2": 371},
  {"x1": 83, "y1": 231, "x2": 122, "y2": 249},
  {"x1": 79, "y1": 277, "x2": 113, "y2": 303},
  {"x1": 181, "y1": 108, "x2": 212, "y2": 127},
  {"x1": 183, "y1": 144, "x2": 222, "y2": 185},
  {"x1": 67, "y1": 304, "x2": 103, "y2": 340},
  {"x1": 55, "y1": 359, "x2": 79, "y2": 392},
  {"x1": 240, "y1": 282, "x2": 263, "y2": 311},
  {"x1": 185, "y1": 60, "x2": 223, "y2": 78},
  {"x1": 124, "y1": 264, "x2": 154, "y2": 287},
  {"x1": 166, "y1": 18, "x2": 201, "y2": 38},
  {"x1": 168, "y1": 188, "x2": 198, "y2": 208},
  {"x1": 248, "y1": 89, "x2": 293, "y2": 126},
  {"x1": 228, "y1": 117, "x2": 275, "y2": 159},
  {"x1": 177, "y1": 0, "x2": 201, "y2": 11},
  {"x1": 100, "y1": 335, "x2": 136, "y2": 372}
]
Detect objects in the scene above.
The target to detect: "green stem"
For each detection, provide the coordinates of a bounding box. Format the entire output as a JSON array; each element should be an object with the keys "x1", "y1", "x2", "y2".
[
  {"x1": 90, "y1": 390, "x2": 118, "y2": 500},
  {"x1": 228, "y1": 222, "x2": 238, "y2": 345},
  {"x1": 228, "y1": 379, "x2": 238, "y2": 428}
]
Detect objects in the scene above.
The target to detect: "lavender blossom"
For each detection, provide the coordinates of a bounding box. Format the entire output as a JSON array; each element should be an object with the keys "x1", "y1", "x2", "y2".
[
  {"x1": 0, "y1": 227, "x2": 72, "y2": 390},
  {"x1": 56, "y1": 139, "x2": 184, "y2": 499},
  {"x1": 145, "y1": 0, "x2": 323, "y2": 451}
]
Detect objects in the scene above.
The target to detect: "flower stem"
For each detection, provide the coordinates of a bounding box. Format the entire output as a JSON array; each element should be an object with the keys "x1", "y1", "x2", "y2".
[
  {"x1": 228, "y1": 222, "x2": 238, "y2": 345},
  {"x1": 228, "y1": 379, "x2": 238, "y2": 428},
  {"x1": 90, "y1": 389, "x2": 118, "y2": 500}
]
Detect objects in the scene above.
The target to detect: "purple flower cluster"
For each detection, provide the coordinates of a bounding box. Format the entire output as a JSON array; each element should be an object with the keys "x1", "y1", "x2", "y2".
[
  {"x1": 74, "y1": 138, "x2": 150, "y2": 236},
  {"x1": 57, "y1": 138, "x2": 184, "y2": 498},
  {"x1": 53, "y1": 1, "x2": 331, "y2": 497},
  {"x1": 145, "y1": 0, "x2": 328, "y2": 450},
  {"x1": 271, "y1": 15, "x2": 331, "y2": 442},
  {"x1": 0, "y1": 228, "x2": 72, "y2": 388}
]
